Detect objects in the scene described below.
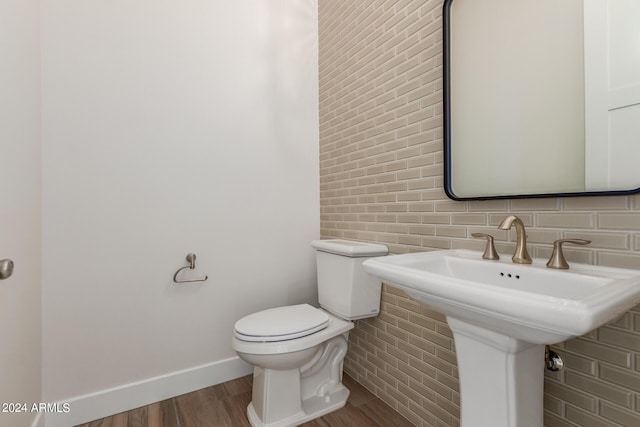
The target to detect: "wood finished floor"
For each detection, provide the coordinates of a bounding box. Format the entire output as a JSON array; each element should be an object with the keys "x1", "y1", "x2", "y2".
[{"x1": 75, "y1": 374, "x2": 415, "y2": 427}]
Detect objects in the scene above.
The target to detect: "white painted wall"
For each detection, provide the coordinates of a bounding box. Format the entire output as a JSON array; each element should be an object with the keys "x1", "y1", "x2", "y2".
[
  {"x1": 0, "y1": 1, "x2": 42, "y2": 426},
  {"x1": 41, "y1": 0, "x2": 319, "y2": 416}
]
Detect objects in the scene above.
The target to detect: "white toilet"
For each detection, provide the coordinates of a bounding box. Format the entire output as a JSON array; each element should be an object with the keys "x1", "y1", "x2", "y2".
[{"x1": 232, "y1": 239, "x2": 388, "y2": 427}]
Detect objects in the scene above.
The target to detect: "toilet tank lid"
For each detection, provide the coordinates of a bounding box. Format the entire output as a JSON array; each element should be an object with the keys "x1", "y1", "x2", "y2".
[{"x1": 311, "y1": 239, "x2": 388, "y2": 257}]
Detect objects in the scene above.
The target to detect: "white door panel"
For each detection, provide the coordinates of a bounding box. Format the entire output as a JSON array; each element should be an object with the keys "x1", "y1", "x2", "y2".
[{"x1": 0, "y1": 1, "x2": 42, "y2": 426}]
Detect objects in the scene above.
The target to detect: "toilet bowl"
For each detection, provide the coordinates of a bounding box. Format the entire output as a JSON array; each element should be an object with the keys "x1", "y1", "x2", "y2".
[
  {"x1": 231, "y1": 239, "x2": 388, "y2": 427},
  {"x1": 233, "y1": 305, "x2": 354, "y2": 427}
]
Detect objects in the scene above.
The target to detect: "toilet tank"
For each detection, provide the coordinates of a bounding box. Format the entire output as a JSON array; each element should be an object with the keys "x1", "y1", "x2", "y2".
[{"x1": 311, "y1": 239, "x2": 388, "y2": 320}]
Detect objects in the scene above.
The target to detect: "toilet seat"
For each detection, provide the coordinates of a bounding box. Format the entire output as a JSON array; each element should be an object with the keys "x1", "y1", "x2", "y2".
[{"x1": 234, "y1": 304, "x2": 329, "y2": 342}]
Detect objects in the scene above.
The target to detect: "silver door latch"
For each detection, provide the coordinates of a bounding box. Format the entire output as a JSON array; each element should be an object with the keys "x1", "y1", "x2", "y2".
[{"x1": 0, "y1": 259, "x2": 14, "y2": 280}]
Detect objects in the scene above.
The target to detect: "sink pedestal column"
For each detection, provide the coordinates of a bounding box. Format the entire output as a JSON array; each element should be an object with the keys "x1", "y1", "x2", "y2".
[{"x1": 448, "y1": 317, "x2": 545, "y2": 427}]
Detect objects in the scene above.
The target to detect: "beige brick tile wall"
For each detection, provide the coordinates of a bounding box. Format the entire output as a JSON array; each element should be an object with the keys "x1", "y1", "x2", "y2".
[{"x1": 318, "y1": 1, "x2": 640, "y2": 426}]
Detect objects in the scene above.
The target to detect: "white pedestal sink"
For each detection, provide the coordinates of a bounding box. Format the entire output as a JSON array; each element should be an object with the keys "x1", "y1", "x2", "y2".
[{"x1": 363, "y1": 249, "x2": 640, "y2": 427}]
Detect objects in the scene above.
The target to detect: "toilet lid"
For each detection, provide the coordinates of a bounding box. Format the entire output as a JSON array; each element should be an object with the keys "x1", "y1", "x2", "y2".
[{"x1": 234, "y1": 304, "x2": 330, "y2": 342}]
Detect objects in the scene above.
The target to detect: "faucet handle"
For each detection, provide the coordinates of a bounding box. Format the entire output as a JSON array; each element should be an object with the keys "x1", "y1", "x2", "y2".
[
  {"x1": 472, "y1": 233, "x2": 500, "y2": 260},
  {"x1": 546, "y1": 239, "x2": 591, "y2": 269}
]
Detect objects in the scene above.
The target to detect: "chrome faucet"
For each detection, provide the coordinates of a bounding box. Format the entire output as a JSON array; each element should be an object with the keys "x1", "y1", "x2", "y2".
[{"x1": 498, "y1": 215, "x2": 532, "y2": 264}]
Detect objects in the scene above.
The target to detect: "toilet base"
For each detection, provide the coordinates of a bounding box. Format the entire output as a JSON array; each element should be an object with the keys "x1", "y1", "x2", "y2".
[
  {"x1": 244, "y1": 334, "x2": 351, "y2": 427},
  {"x1": 246, "y1": 386, "x2": 349, "y2": 427}
]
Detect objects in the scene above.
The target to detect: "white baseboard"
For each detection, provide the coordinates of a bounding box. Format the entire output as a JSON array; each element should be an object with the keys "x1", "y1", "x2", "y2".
[{"x1": 43, "y1": 356, "x2": 253, "y2": 427}]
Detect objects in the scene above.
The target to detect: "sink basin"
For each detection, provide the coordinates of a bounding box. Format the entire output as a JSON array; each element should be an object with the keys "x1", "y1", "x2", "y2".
[
  {"x1": 364, "y1": 249, "x2": 640, "y2": 427},
  {"x1": 363, "y1": 249, "x2": 640, "y2": 344}
]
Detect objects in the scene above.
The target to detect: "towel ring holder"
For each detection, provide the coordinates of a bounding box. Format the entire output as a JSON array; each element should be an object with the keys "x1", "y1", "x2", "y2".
[{"x1": 173, "y1": 253, "x2": 208, "y2": 283}]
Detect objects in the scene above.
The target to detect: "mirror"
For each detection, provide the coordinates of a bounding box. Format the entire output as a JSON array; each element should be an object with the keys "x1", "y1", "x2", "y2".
[{"x1": 443, "y1": 0, "x2": 640, "y2": 200}]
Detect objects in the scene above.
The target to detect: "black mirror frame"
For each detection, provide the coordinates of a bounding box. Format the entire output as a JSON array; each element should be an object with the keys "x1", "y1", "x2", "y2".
[{"x1": 442, "y1": 0, "x2": 640, "y2": 201}]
